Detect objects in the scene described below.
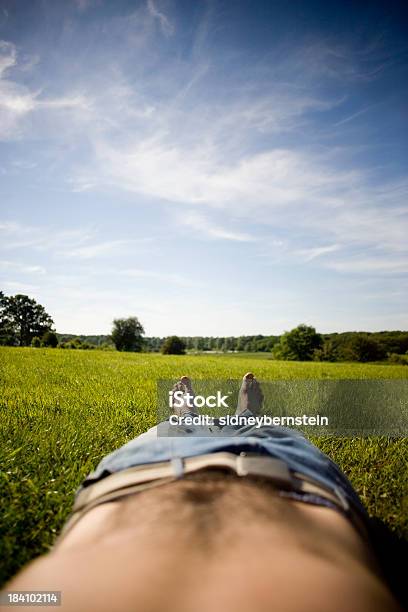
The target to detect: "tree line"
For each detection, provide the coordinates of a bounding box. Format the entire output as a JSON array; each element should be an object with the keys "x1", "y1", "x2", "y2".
[
  {"x1": 1, "y1": 292, "x2": 407, "y2": 364},
  {"x1": 122, "y1": 326, "x2": 408, "y2": 363}
]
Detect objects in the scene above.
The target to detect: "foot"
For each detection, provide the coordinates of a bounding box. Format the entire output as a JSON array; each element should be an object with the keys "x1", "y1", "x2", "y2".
[
  {"x1": 236, "y1": 372, "x2": 264, "y2": 415},
  {"x1": 170, "y1": 376, "x2": 197, "y2": 416}
]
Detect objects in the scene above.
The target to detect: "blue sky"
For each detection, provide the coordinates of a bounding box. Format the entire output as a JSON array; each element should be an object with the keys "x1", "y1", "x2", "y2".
[{"x1": 0, "y1": 0, "x2": 407, "y2": 336}]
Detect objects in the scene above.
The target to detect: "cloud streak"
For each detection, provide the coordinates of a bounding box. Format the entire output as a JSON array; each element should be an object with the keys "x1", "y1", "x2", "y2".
[
  {"x1": 0, "y1": 40, "x2": 92, "y2": 140},
  {"x1": 0, "y1": 260, "x2": 46, "y2": 275},
  {"x1": 147, "y1": 0, "x2": 174, "y2": 37},
  {"x1": 178, "y1": 211, "x2": 256, "y2": 242}
]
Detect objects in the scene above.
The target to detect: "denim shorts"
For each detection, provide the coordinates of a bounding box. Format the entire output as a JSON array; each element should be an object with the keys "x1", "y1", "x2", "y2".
[{"x1": 81, "y1": 411, "x2": 370, "y2": 533}]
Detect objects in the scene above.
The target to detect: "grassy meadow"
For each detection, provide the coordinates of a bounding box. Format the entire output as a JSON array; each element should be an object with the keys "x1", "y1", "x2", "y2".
[{"x1": 1, "y1": 346, "x2": 407, "y2": 585}]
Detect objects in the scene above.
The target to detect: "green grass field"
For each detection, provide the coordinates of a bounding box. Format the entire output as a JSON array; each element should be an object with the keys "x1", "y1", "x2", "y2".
[{"x1": 1, "y1": 347, "x2": 407, "y2": 586}]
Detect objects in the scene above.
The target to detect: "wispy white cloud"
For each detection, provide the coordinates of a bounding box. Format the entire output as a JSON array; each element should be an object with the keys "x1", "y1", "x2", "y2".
[
  {"x1": 0, "y1": 40, "x2": 93, "y2": 140},
  {"x1": 292, "y1": 39, "x2": 394, "y2": 83},
  {"x1": 323, "y1": 255, "x2": 408, "y2": 274},
  {"x1": 0, "y1": 40, "x2": 37, "y2": 138},
  {"x1": 295, "y1": 244, "x2": 341, "y2": 262},
  {"x1": 0, "y1": 40, "x2": 16, "y2": 76},
  {"x1": 147, "y1": 0, "x2": 174, "y2": 37},
  {"x1": 88, "y1": 143, "x2": 350, "y2": 208},
  {"x1": 36, "y1": 94, "x2": 91, "y2": 111},
  {"x1": 84, "y1": 135, "x2": 407, "y2": 273},
  {"x1": 0, "y1": 260, "x2": 46, "y2": 275},
  {"x1": 11, "y1": 159, "x2": 38, "y2": 170},
  {"x1": 120, "y1": 268, "x2": 200, "y2": 287},
  {"x1": 64, "y1": 239, "x2": 133, "y2": 259},
  {"x1": 0, "y1": 221, "x2": 156, "y2": 267},
  {"x1": 0, "y1": 221, "x2": 93, "y2": 251},
  {"x1": 332, "y1": 105, "x2": 375, "y2": 127},
  {"x1": 179, "y1": 211, "x2": 256, "y2": 242},
  {"x1": 1, "y1": 280, "x2": 40, "y2": 293},
  {"x1": 74, "y1": 0, "x2": 91, "y2": 11}
]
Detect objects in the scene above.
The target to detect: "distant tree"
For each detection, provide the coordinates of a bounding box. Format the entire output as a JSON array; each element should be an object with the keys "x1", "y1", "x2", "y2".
[
  {"x1": 222, "y1": 337, "x2": 236, "y2": 352},
  {"x1": 193, "y1": 337, "x2": 205, "y2": 351},
  {"x1": 41, "y1": 330, "x2": 58, "y2": 348},
  {"x1": 0, "y1": 292, "x2": 54, "y2": 346},
  {"x1": 273, "y1": 324, "x2": 323, "y2": 361},
  {"x1": 388, "y1": 352, "x2": 408, "y2": 365},
  {"x1": 81, "y1": 342, "x2": 93, "y2": 349},
  {"x1": 61, "y1": 338, "x2": 85, "y2": 349},
  {"x1": 215, "y1": 337, "x2": 224, "y2": 351},
  {"x1": 313, "y1": 337, "x2": 339, "y2": 362},
  {"x1": 236, "y1": 336, "x2": 246, "y2": 351},
  {"x1": 342, "y1": 334, "x2": 381, "y2": 363},
  {"x1": 111, "y1": 317, "x2": 144, "y2": 352},
  {"x1": 31, "y1": 336, "x2": 41, "y2": 348},
  {"x1": 99, "y1": 342, "x2": 116, "y2": 351},
  {"x1": 369, "y1": 331, "x2": 408, "y2": 356},
  {"x1": 256, "y1": 336, "x2": 279, "y2": 352},
  {"x1": 183, "y1": 337, "x2": 193, "y2": 350},
  {"x1": 161, "y1": 336, "x2": 186, "y2": 355}
]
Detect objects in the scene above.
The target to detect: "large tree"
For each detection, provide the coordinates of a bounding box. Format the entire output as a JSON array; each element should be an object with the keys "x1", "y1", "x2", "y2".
[
  {"x1": 0, "y1": 291, "x2": 15, "y2": 345},
  {"x1": 0, "y1": 292, "x2": 55, "y2": 346},
  {"x1": 111, "y1": 317, "x2": 145, "y2": 352},
  {"x1": 273, "y1": 324, "x2": 323, "y2": 361}
]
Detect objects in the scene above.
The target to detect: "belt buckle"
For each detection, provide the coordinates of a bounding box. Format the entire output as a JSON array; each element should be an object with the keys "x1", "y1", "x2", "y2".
[{"x1": 235, "y1": 453, "x2": 293, "y2": 489}]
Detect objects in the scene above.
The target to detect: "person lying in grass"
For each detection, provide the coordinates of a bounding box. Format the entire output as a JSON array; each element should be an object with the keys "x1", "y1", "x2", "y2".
[{"x1": 3, "y1": 373, "x2": 405, "y2": 612}]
